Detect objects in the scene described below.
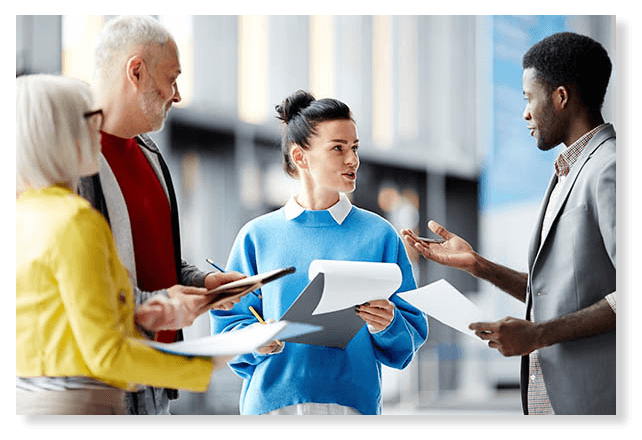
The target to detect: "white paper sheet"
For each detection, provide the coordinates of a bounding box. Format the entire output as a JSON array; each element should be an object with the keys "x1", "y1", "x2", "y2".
[
  {"x1": 141, "y1": 321, "x2": 322, "y2": 357},
  {"x1": 398, "y1": 279, "x2": 487, "y2": 340},
  {"x1": 308, "y1": 260, "x2": 402, "y2": 315}
]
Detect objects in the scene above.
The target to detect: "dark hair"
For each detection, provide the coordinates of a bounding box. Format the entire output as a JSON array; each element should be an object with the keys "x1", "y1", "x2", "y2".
[
  {"x1": 275, "y1": 90, "x2": 353, "y2": 177},
  {"x1": 522, "y1": 32, "x2": 611, "y2": 117}
]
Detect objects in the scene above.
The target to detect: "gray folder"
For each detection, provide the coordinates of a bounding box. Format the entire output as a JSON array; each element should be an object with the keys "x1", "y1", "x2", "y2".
[{"x1": 279, "y1": 273, "x2": 366, "y2": 349}]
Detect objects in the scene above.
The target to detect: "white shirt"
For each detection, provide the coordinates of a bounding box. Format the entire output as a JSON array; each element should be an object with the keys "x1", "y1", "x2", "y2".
[{"x1": 284, "y1": 192, "x2": 352, "y2": 225}]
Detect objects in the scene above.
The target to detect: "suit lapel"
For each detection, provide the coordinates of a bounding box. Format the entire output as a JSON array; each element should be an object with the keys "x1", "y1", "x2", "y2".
[
  {"x1": 528, "y1": 125, "x2": 615, "y2": 273},
  {"x1": 527, "y1": 174, "x2": 556, "y2": 269}
]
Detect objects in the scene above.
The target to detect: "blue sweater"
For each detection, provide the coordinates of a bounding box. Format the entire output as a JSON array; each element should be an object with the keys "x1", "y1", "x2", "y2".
[{"x1": 210, "y1": 204, "x2": 429, "y2": 415}]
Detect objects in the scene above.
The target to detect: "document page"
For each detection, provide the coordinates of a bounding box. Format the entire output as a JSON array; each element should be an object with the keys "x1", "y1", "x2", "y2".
[
  {"x1": 141, "y1": 321, "x2": 321, "y2": 356},
  {"x1": 290, "y1": 260, "x2": 487, "y2": 344},
  {"x1": 399, "y1": 279, "x2": 487, "y2": 340},
  {"x1": 308, "y1": 260, "x2": 402, "y2": 315}
]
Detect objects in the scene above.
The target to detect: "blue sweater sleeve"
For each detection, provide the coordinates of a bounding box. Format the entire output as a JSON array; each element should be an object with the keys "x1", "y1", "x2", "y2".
[{"x1": 369, "y1": 235, "x2": 429, "y2": 369}]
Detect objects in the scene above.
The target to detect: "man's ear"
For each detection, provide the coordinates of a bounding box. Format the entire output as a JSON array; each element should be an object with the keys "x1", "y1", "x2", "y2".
[
  {"x1": 291, "y1": 145, "x2": 307, "y2": 169},
  {"x1": 126, "y1": 56, "x2": 144, "y2": 88},
  {"x1": 553, "y1": 85, "x2": 569, "y2": 110}
]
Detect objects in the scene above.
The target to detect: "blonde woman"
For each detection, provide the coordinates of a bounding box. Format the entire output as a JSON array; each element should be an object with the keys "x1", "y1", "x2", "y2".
[{"x1": 16, "y1": 74, "x2": 237, "y2": 414}]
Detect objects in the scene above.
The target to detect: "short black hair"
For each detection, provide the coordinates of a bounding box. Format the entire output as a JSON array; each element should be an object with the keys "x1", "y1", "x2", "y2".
[
  {"x1": 275, "y1": 90, "x2": 353, "y2": 177},
  {"x1": 522, "y1": 32, "x2": 612, "y2": 116}
]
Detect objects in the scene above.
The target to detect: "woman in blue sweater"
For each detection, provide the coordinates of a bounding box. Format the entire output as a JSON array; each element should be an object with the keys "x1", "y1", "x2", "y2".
[{"x1": 210, "y1": 90, "x2": 428, "y2": 415}]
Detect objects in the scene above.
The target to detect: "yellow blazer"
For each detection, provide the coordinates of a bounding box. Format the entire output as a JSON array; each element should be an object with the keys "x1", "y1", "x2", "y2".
[{"x1": 16, "y1": 185, "x2": 213, "y2": 392}]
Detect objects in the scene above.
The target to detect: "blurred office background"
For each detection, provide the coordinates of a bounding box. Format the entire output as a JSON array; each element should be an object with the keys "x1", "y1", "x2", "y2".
[{"x1": 16, "y1": 15, "x2": 615, "y2": 415}]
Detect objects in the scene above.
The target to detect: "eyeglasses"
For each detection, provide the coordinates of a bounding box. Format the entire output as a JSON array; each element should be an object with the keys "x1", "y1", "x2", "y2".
[{"x1": 83, "y1": 109, "x2": 104, "y2": 132}]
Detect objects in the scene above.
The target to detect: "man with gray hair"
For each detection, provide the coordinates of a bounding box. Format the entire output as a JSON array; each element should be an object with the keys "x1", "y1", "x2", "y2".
[{"x1": 79, "y1": 15, "x2": 244, "y2": 415}]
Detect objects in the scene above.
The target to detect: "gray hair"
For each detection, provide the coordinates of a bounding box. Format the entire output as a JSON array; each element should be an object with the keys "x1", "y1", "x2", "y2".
[
  {"x1": 16, "y1": 74, "x2": 98, "y2": 193},
  {"x1": 94, "y1": 15, "x2": 172, "y2": 85}
]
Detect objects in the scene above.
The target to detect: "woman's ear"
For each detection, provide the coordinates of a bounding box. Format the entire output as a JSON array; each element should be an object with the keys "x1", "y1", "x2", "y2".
[{"x1": 291, "y1": 145, "x2": 307, "y2": 169}]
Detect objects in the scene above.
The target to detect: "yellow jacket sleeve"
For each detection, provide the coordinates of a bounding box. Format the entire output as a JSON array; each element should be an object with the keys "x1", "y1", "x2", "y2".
[{"x1": 49, "y1": 204, "x2": 214, "y2": 391}]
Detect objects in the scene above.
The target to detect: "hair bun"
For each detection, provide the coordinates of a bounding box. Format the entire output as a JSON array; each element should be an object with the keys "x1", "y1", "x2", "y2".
[{"x1": 275, "y1": 89, "x2": 315, "y2": 123}]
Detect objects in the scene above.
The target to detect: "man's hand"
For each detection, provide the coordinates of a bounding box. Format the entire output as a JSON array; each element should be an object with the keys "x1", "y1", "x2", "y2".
[
  {"x1": 402, "y1": 221, "x2": 529, "y2": 302},
  {"x1": 471, "y1": 299, "x2": 616, "y2": 357},
  {"x1": 203, "y1": 271, "x2": 247, "y2": 310},
  {"x1": 135, "y1": 295, "x2": 183, "y2": 331},
  {"x1": 163, "y1": 284, "x2": 213, "y2": 328},
  {"x1": 401, "y1": 221, "x2": 479, "y2": 276},
  {"x1": 166, "y1": 272, "x2": 247, "y2": 325},
  {"x1": 469, "y1": 317, "x2": 544, "y2": 357}
]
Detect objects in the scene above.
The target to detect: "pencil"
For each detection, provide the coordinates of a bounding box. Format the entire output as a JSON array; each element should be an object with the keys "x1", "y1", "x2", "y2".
[
  {"x1": 205, "y1": 258, "x2": 225, "y2": 273},
  {"x1": 249, "y1": 306, "x2": 282, "y2": 347}
]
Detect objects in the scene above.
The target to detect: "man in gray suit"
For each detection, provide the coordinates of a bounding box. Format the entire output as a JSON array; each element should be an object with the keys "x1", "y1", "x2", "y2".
[{"x1": 402, "y1": 32, "x2": 615, "y2": 415}]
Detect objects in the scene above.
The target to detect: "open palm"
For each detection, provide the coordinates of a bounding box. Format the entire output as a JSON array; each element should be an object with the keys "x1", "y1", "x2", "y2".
[{"x1": 401, "y1": 221, "x2": 477, "y2": 274}]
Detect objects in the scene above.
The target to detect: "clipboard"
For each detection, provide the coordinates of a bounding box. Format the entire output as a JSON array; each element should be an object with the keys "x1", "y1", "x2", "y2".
[
  {"x1": 206, "y1": 267, "x2": 296, "y2": 307},
  {"x1": 279, "y1": 273, "x2": 366, "y2": 349}
]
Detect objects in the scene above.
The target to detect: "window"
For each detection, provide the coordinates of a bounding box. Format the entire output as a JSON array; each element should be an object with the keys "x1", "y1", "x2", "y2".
[
  {"x1": 159, "y1": 15, "x2": 194, "y2": 108},
  {"x1": 310, "y1": 15, "x2": 335, "y2": 99},
  {"x1": 62, "y1": 15, "x2": 103, "y2": 83},
  {"x1": 372, "y1": 15, "x2": 393, "y2": 149},
  {"x1": 238, "y1": 15, "x2": 269, "y2": 123}
]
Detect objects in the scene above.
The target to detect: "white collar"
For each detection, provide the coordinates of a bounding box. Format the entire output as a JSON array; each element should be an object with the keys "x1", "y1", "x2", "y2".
[{"x1": 284, "y1": 193, "x2": 353, "y2": 225}]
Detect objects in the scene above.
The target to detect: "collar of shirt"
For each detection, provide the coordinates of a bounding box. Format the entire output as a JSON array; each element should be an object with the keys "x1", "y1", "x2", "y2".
[
  {"x1": 284, "y1": 192, "x2": 352, "y2": 225},
  {"x1": 554, "y1": 123, "x2": 608, "y2": 177}
]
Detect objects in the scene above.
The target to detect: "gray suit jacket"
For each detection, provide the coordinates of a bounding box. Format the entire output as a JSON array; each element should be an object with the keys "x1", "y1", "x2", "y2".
[{"x1": 523, "y1": 124, "x2": 616, "y2": 414}]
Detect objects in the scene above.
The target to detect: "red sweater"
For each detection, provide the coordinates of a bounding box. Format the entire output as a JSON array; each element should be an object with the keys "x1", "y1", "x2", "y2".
[{"x1": 101, "y1": 132, "x2": 177, "y2": 342}]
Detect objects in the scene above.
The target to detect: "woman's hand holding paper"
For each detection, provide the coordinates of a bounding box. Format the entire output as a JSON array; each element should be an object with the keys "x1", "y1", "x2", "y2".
[
  {"x1": 355, "y1": 299, "x2": 395, "y2": 331},
  {"x1": 253, "y1": 319, "x2": 285, "y2": 355}
]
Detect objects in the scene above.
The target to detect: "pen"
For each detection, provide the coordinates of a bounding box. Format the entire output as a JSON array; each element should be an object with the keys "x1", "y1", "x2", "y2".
[
  {"x1": 206, "y1": 258, "x2": 226, "y2": 273},
  {"x1": 249, "y1": 306, "x2": 282, "y2": 348}
]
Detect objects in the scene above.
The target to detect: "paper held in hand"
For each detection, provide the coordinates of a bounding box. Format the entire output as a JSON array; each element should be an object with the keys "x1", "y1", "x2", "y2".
[
  {"x1": 141, "y1": 320, "x2": 322, "y2": 357},
  {"x1": 398, "y1": 279, "x2": 487, "y2": 340},
  {"x1": 307, "y1": 260, "x2": 402, "y2": 315},
  {"x1": 302, "y1": 260, "x2": 488, "y2": 340}
]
